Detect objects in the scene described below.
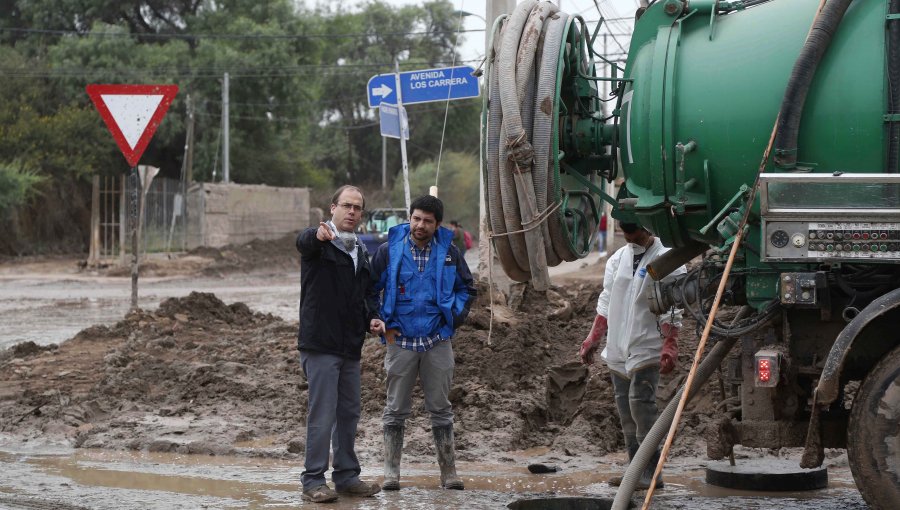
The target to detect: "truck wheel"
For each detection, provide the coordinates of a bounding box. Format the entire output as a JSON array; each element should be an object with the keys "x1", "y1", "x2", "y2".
[{"x1": 848, "y1": 343, "x2": 900, "y2": 509}]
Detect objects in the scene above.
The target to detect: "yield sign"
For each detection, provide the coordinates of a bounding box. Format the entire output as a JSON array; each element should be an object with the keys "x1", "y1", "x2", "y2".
[{"x1": 86, "y1": 84, "x2": 179, "y2": 167}]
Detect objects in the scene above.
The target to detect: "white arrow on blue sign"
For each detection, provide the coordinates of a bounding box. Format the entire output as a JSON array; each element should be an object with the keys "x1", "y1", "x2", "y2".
[
  {"x1": 367, "y1": 66, "x2": 479, "y2": 108},
  {"x1": 379, "y1": 103, "x2": 409, "y2": 140}
]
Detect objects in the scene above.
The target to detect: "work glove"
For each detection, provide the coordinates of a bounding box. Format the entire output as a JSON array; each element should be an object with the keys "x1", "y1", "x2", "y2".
[
  {"x1": 579, "y1": 315, "x2": 608, "y2": 365},
  {"x1": 659, "y1": 323, "x2": 679, "y2": 374}
]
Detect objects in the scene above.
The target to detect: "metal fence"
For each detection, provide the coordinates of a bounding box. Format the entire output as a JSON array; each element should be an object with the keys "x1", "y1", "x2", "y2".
[
  {"x1": 132, "y1": 175, "x2": 187, "y2": 255},
  {"x1": 89, "y1": 174, "x2": 187, "y2": 265}
]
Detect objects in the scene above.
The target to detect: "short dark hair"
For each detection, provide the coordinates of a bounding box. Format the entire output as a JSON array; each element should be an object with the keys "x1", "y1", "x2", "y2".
[
  {"x1": 450, "y1": 220, "x2": 460, "y2": 227},
  {"x1": 331, "y1": 185, "x2": 365, "y2": 209},
  {"x1": 620, "y1": 222, "x2": 646, "y2": 234},
  {"x1": 410, "y1": 195, "x2": 444, "y2": 223}
]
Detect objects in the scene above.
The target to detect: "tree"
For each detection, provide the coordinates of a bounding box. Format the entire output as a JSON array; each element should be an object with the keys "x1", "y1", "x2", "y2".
[{"x1": 0, "y1": 0, "x2": 484, "y2": 254}]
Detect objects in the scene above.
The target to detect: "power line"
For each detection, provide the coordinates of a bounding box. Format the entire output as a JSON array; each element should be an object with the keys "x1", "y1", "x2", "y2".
[
  {"x1": 0, "y1": 26, "x2": 485, "y2": 40},
  {"x1": 0, "y1": 58, "x2": 489, "y2": 79},
  {"x1": 591, "y1": 1, "x2": 630, "y2": 55},
  {"x1": 0, "y1": 17, "x2": 631, "y2": 41}
]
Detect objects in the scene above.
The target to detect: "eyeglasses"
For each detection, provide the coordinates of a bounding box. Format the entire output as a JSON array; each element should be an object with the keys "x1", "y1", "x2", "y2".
[{"x1": 336, "y1": 202, "x2": 364, "y2": 212}]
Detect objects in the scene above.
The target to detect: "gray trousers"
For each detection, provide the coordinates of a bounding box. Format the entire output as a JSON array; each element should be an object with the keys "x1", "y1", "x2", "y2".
[
  {"x1": 382, "y1": 340, "x2": 455, "y2": 428},
  {"x1": 610, "y1": 364, "x2": 660, "y2": 450},
  {"x1": 300, "y1": 351, "x2": 362, "y2": 491}
]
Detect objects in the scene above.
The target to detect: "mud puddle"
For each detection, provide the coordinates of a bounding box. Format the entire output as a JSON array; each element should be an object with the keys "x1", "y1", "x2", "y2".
[
  {"x1": 0, "y1": 445, "x2": 868, "y2": 510},
  {"x1": 0, "y1": 273, "x2": 300, "y2": 349}
]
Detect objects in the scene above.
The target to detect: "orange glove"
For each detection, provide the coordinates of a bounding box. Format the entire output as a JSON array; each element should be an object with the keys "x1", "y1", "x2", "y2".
[
  {"x1": 579, "y1": 315, "x2": 608, "y2": 365},
  {"x1": 660, "y1": 323, "x2": 679, "y2": 374}
]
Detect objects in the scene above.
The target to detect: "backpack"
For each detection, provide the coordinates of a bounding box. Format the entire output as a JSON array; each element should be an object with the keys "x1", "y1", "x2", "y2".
[{"x1": 463, "y1": 230, "x2": 473, "y2": 250}]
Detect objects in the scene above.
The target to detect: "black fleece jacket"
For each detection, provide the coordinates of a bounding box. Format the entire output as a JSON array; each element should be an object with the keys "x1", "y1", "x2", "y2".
[{"x1": 295, "y1": 228, "x2": 376, "y2": 360}]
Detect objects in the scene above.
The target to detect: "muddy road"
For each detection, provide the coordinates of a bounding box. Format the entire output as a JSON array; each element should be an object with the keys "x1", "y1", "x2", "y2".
[
  {"x1": 0, "y1": 443, "x2": 867, "y2": 509},
  {"x1": 0, "y1": 239, "x2": 869, "y2": 509}
]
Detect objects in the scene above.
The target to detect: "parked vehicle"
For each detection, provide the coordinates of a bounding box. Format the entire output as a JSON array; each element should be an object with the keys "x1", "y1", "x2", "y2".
[{"x1": 358, "y1": 208, "x2": 407, "y2": 255}]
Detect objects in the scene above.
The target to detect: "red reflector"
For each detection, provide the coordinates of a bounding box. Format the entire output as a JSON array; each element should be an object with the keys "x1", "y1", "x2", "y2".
[{"x1": 758, "y1": 359, "x2": 770, "y2": 382}]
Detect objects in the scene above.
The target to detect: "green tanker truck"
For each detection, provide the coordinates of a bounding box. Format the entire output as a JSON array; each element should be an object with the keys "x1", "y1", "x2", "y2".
[{"x1": 482, "y1": 0, "x2": 900, "y2": 507}]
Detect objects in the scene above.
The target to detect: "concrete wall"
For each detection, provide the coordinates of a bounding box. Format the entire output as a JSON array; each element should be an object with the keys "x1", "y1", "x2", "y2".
[{"x1": 186, "y1": 183, "x2": 310, "y2": 248}]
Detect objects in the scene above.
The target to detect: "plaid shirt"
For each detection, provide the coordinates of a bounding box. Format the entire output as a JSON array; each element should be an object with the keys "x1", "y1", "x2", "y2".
[
  {"x1": 409, "y1": 236, "x2": 431, "y2": 272},
  {"x1": 386, "y1": 236, "x2": 445, "y2": 352}
]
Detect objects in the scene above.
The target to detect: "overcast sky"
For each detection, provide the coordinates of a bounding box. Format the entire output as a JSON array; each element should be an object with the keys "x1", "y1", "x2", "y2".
[{"x1": 302, "y1": 0, "x2": 639, "y2": 64}]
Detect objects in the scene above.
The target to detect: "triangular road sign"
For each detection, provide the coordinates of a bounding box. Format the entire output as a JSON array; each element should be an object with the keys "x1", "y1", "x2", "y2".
[{"x1": 86, "y1": 84, "x2": 179, "y2": 167}]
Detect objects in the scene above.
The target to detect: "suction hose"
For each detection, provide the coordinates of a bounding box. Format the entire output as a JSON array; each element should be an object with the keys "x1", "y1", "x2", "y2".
[
  {"x1": 888, "y1": 0, "x2": 900, "y2": 172},
  {"x1": 485, "y1": 1, "x2": 585, "y2": 283},
  {"x1": 773, "y1": 0, "x2": 853, "y2": 169},
  {"x1": 610, "y1": 307, "x2": 750, "y2": 510}
]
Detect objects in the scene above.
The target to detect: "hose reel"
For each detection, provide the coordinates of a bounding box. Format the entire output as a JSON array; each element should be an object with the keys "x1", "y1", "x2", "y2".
[{"x1": 482, "y1": 1, "x2": 622, "y2": 289}]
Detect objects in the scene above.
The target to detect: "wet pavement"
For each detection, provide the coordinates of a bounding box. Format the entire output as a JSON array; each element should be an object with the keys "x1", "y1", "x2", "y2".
[
  {"x1": 0, "y1": 442, "x2": 868, "y2": 510},
  {"x1": 0, "y1": 248, "x2": 601, "y2": 350}
]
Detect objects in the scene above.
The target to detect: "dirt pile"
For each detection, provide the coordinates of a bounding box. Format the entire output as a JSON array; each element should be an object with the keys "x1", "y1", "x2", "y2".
[
  {"x1": 101, "y1": 234, "x2": 301, "y2": 278},
  {"x1": 0, "y1": 281, "x2": 722, "y2": 463}
]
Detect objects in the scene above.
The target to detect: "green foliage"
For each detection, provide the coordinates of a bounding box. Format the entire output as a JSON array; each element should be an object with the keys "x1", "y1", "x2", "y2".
[
  {"x1": 0, "y1": 162, "x2": 46, "y2": 216},
  {"x1": 391, "y1": 150, "x2": 480, "y2": 236},
  {"x1": 0, "y1": 0, "x2": 483, "y2": 253}
]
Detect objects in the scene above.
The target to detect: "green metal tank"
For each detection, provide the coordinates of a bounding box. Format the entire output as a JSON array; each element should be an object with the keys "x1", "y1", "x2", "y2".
[{"x1": 620, "y1": 0, "x2": 887, "y2": 248}]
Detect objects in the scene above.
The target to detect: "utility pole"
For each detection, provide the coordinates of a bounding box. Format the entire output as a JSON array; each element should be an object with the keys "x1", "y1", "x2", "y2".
[
  {"x1": 184, "y1": 94, "x2": 195, "y2": 183},
  {"x1": 222, "y1": 72, "x2": 230, "y2": 183}
]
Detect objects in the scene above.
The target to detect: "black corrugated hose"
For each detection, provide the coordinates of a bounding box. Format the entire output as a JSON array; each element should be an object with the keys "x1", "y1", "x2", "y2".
[
  {"x1": 888, "y1": 0, "x2": 900, "y2": 172},
  {"x1": 773, "y1": 0, "x2": 853, "y2": 169}
]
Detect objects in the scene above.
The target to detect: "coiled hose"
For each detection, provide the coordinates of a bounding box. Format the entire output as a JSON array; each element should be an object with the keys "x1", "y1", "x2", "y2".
[
  {"x1": 484, "y1": 1, "x2": 584, "y2": 285},
  {"x1": 610, "y1": 307, "x2": 750, "y2": 510}
]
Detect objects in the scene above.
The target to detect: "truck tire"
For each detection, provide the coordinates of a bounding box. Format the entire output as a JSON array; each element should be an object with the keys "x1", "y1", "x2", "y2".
[{"x1": 848, "y1": 343, "x2": 900, "y2": 509}]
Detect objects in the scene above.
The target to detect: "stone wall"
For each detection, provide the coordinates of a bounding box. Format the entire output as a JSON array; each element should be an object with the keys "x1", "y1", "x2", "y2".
[{"x1": 186, "y1": 183, "x2": 310, "y2": 248}]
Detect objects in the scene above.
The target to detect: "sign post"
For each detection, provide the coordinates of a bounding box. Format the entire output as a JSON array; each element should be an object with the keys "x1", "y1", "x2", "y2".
[
  {"x1": 368, "y1": 64, "x2": 479, "y2": 210},
  {"x1": 394, "y1": 61, "x2": 412, "y2": 212},
  {"x1": 86, "y1": 84, "x2": 178, "y2": 310}
]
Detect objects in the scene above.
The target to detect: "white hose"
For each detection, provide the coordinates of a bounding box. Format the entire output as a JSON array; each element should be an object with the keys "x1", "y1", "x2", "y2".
[
  {"x1": 529, "y1": 10, "x2": 565, "y2": 266},
  {"x1": 485, "y1": 0, "x2": 588, "y2": 281},
  {"x1": 487, "y1": 16, "x2": 530, "y2": 281}
]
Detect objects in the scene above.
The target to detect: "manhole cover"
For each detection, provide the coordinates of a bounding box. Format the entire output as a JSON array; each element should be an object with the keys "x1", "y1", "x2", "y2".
[
  {"x1": 508, "y1": 497, "x2": 615, "y2": 510},
  {"x1": 706, "y1": 459, "x2": 828, "y2": 491}
]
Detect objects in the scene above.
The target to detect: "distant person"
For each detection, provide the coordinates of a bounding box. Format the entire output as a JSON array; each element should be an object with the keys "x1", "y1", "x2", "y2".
[
  {"x1": 597, "y1": 214, "x2": 608, "y2": 254},
  {"x1": 578, "y1": 223, "x2": 684, "y2": 489},
  {"x1": 368, "y1": 196, "x2": 477, "y2": 491},
  {"x1": 295, "y1": 185, "x2": 381, "y2": 503},
  {"x1": 449, "y1": 220, "x2": 467, "y2": 258}
]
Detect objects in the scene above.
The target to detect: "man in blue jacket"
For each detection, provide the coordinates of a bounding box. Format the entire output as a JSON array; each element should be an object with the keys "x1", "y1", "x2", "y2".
[
  {"x1": 368, "y1": 195, "x2": 477, "y2": 491},
  {"x1": 296, "y1": 185, "x2": 380, "y2": 503}
]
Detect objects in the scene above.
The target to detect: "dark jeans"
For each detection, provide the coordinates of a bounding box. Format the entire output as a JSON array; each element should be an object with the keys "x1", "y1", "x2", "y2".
[
  {"x1": 610, "y1": 365, "x2": 660, "y2": 450},
  {"x1": 300, "y1": 351, "x2": 362, "y2": 491}
]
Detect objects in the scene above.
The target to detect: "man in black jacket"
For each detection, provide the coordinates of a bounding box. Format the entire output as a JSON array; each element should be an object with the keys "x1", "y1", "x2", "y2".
[{"x1": 296, "y1": 185, "x2": 380, "y2": 503}]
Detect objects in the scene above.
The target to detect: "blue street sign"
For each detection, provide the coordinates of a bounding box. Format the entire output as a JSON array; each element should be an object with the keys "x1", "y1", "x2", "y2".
[
  {"x1": 367, "y1": 66, "x2": 479, "y2": 108},
  {"x1": 379, "y1": 103, "x2": 409, "y2": 140}
]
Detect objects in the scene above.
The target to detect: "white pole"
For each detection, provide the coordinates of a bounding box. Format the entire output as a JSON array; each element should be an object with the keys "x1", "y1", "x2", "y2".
[
  {"x1": 222, "y1": 72, "x2": 230, "y2": 183},
  {"x1": 382, "y1": 136, "x2": 387, "y2": 190},
  {"x1": 395, "y1": 59, "x2": 411, "y2": 211}
]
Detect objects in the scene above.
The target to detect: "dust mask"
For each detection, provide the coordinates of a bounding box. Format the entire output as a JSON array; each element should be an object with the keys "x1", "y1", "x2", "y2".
[
  {"x1": 629, "y1": 243, "x2": 646, "y2": 255},
  {"x1": 336, "y1": 230, "x2": 357, "y2": 252}
]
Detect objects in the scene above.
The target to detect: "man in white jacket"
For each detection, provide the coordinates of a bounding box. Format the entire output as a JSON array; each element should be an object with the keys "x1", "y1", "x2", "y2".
[{"x1": 579, "y1": 223, "x2": 685, "y2": 489}]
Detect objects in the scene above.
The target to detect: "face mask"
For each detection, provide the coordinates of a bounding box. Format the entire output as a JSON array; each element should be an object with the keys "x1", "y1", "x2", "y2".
[
  {"x1": 629, "y1": 242, "x2": 646, "y2": 255},
  {"x1": 336, "y1": 230, "x2": 357, "y2": 252}
]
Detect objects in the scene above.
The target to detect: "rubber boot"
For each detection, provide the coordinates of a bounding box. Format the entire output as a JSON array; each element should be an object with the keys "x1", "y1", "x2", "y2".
[
  {"x1": 608, "y1": 443, "x2": 639, "y2": 487},
  {"x1": 432, "y1": 424, "x2": 464, "y2": 490},
  {"x1": 636, "y1": 449, "x2": 665, "y2": 490},
  {"x1": 381, "y1": 425, "x2": 404, "y2": 491}
]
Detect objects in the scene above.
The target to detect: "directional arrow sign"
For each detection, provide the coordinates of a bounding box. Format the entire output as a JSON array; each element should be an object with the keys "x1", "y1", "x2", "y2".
[
  {"x1": 86, "y1": 84, "x2": 179, "y2": 167},
  {"x1": 367, "y1": 66, "x2": 479, "y2": 108}
]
